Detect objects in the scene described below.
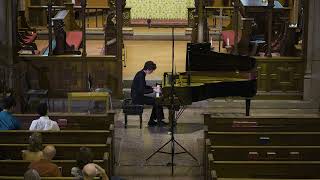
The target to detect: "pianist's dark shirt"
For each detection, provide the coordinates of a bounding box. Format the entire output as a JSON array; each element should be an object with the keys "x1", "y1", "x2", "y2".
[{"x1": 131, "y1": 70, "x2": 153, "y2": 104}]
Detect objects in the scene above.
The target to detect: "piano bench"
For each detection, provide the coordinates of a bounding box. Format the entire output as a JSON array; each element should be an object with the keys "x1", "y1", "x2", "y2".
[{"x1": 122, "y1": 98, "x2": 144, "y2": 129}]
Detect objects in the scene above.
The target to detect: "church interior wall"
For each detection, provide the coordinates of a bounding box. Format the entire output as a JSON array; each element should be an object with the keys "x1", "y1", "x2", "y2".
[{"x1": 304, "y1": 0, "x2": 320, "y2": 107}]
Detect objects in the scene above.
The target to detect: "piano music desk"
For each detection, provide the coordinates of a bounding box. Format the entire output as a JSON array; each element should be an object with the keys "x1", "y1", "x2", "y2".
[{"x1": 67, "y1": 92, "x2": 110, "y2": 113}]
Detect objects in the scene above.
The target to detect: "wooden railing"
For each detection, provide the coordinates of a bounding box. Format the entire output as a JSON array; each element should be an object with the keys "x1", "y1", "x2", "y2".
[{"x1": 28, "y1": 5, "x2": 110, "y2": 28}]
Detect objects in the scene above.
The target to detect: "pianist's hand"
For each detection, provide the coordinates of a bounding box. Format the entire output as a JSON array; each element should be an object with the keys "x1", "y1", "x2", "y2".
[{"x1": 153, "y1": 86, "x2": 161, "y2": 93}]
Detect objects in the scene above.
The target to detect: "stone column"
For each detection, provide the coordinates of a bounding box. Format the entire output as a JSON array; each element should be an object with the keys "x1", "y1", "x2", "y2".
[
  {"x1": 304, "y1": 0, "x2": 320, "y2": 108},
  {"x1": 197, "y1": 0, "x2": 204, "y2": 43}
]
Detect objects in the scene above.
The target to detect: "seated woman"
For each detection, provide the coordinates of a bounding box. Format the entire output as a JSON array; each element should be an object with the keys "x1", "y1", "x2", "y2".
[
  {"x1": 29, "y1": 103, "x2": 60, "y2": 131},
  {"x1": 71, "y1": 146, "x2": 94, "y2": 178},
  {"x1": 22, "y1": 132, "x2": 43, "y2": 161}
]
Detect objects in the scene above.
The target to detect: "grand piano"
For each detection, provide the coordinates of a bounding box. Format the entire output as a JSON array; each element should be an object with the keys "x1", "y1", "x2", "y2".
[{"x1": 160, "y1": 43, "x2": 257, "y2": 116}]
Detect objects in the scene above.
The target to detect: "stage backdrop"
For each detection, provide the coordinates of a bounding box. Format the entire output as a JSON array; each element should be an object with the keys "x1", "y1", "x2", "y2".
[{"x1": 126, "y1": 0, "x2": 194, "y2": 25}]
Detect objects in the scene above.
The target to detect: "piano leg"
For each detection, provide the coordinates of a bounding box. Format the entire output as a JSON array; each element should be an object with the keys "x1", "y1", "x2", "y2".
[{"x1": 245, "y1": 98, "x2": 251, "y2": 116}]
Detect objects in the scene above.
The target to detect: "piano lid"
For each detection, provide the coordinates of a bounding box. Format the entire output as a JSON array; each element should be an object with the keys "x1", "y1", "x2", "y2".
[{"x1": 186, "y1": 43, "x2": 256, "y2": 72}]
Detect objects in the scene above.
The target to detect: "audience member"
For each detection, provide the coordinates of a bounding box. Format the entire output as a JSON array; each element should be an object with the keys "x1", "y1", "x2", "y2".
[
  {"x1": 22, "y1": 132, "x2": 44, "y2": 161},
  {"x1": 24, "y1": 169, "x2": 41, "y2": 180},
  {"x1": 83, "y1": 163, "x2": 109, "y2": 180},
  {"x1": 29, "y1": 103, "x2": 60, "y2": 131},
  {"x1": 0, "y1": 96, "x2": 21, "y2": 130},
  {"x1": 71, "y1": 147, "x2": 94, "y2": 178},
  {"x1": 29, "y1": 145, "x2": 62, "y2": 177}
]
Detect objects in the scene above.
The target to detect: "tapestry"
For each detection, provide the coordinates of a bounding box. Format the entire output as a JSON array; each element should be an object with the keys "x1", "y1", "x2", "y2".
[{"x1": 126, "y1": 0, "x2": 195, "y2": 20}]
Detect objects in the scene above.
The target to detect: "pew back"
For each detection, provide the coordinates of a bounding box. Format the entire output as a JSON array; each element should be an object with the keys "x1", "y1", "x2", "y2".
[
  {"x1": 204, "y1": 114, "x2": 320, "y2": 132},
  {"x1": 207, "y1": 132, "x2": 320, "y2": 146},
  {"x1": 204, "y1": 114, "x2": 320, "y2": 179},
  {"x1": 0, "y1": 177, "x2": 100, "y2": 180},
  {"x1": 0, "y1": 160, "x2": 106, "y2": 176},
  {"x1": 0, "y1": 130, "x2": 110, "y2": 144},
  {"x1": 15, "y1": 113, "x2": 115, "y2": 130},
  {"x1": 208, "y1": 156, "x2": 320, "y2": 178},
  {"x1": 210, "y1": 145, "x2": 320, "y2": 161},
  {"x1": 0, "y1": 143, "x2": 111, "y2": 160}
]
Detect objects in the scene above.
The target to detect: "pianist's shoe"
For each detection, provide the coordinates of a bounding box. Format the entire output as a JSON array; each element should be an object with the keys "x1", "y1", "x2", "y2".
[
  {"x1": 157, "y1": 119, "x2": 169, "y2": 126},
  {"x1": 148, "y1": 120, "x2": 157, "y2": 127}
]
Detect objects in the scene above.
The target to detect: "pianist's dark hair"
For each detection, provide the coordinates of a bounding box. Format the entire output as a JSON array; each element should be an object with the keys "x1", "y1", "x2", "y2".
[{"x1": 143, "y1": 61, "x2": 157, "y2": 71}]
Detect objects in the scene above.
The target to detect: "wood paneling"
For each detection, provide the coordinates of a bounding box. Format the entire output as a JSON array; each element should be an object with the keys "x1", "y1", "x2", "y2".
[
  {"x1": 15, "y1": 55, "x2": 122, "y2": 98},
  {"x1": 87, "y1": 0, "x2": 108, "y2": 7},
  {"x1": 256, "y1": 57, "x2": 304, "y2": 98}
]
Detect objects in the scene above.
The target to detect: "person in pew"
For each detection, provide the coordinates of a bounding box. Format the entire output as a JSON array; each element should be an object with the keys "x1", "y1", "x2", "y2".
[
  {"x1": 82, "y1": 163, "x2": 109, "y2": 180},
  {"x1": 24, "y1": 169, "x2": 41, "y2": 180},
  {"x1": 29, "y1": 103, "x2": 60, "y2": 131},
  {"x1": 22, "y1": 132, "x2": 44, "y2": 161},
  {"x1": 0, "y1": 96, "x2": 21, "y2": 130},
  {"x1": 131, "y1": 61, "x2": 167, "y2": 127},
  {"x1": 71, "y1": 147, "x2": 94, "y2": 178},
  {"x1": 29, "y1": 145, "x2": 62, "y2": 177}
]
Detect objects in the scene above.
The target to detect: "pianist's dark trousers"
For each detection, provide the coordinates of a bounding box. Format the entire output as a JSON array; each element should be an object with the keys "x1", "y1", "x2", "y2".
[{"x1": 133, "y1": 96, "x2": 164, "y2": 122}]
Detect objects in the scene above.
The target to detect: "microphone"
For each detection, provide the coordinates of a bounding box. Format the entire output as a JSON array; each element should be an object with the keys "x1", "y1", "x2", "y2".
[{"x1": 147, "y1": 19, "x2": 151, "y2": 29}]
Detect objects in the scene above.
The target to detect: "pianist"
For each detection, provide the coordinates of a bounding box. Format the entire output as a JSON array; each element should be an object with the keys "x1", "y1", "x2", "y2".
[{"x1": 131, "y1": 61, "x2": 167, "y2": 126}]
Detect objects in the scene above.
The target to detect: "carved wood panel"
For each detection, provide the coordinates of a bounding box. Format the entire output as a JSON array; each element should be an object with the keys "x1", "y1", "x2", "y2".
[
  {"x1": 257, "y1": 58, "x2": 304, "y2": 94},
  {"x1": 87, "y1": 60, "x2": 122, "y2": 96},
  {"x1": 15, "y1": 56, "x2": 122, "y2": 98},
  {"x1": 123, "y1": 7, "x2": 131, "y2": 27}
]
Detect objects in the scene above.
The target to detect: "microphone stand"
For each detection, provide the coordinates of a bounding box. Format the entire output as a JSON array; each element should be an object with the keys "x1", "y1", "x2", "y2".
[{"x1": 145, "y1": 20, "x2": 198, "y2": 176}]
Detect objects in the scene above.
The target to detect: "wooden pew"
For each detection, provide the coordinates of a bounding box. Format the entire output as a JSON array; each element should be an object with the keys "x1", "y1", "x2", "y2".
[
  {"x1": 207, "y1": 157, "x2": 320, "y2": 178},
  {"x1": 204, "y1": 114, "x2": 320, "y2": 132},
  {"x1": 209, "y1": 145, "x2": 320, "y2": 161},
  {"x1": 0, "y1": 160, "x2": 107, "y2": 177},
  {"x1": 0, "y1": 177, "x2": 100, "y2": 180},
  {"x1": 206, "y1": 132, "x2": 320, "y2": 146},
  {"x1": 204, "y1": 114, "x2": 320, "y2": 179},
  {"x1": 210, "y1": 170, "x2": 217, "y2": 180},
  {"x1": 0, "y1": 130, "x2": 111, "y2": 144},
  {"x1": 0, "y1": 142, "x2": 112, "y2": 160},
  {"x1": 15, "y1": 113, "x2": 115, "y2": 130},
  {"x1": 0, "y1": 130, "x2": 114, "y2": 175}
]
